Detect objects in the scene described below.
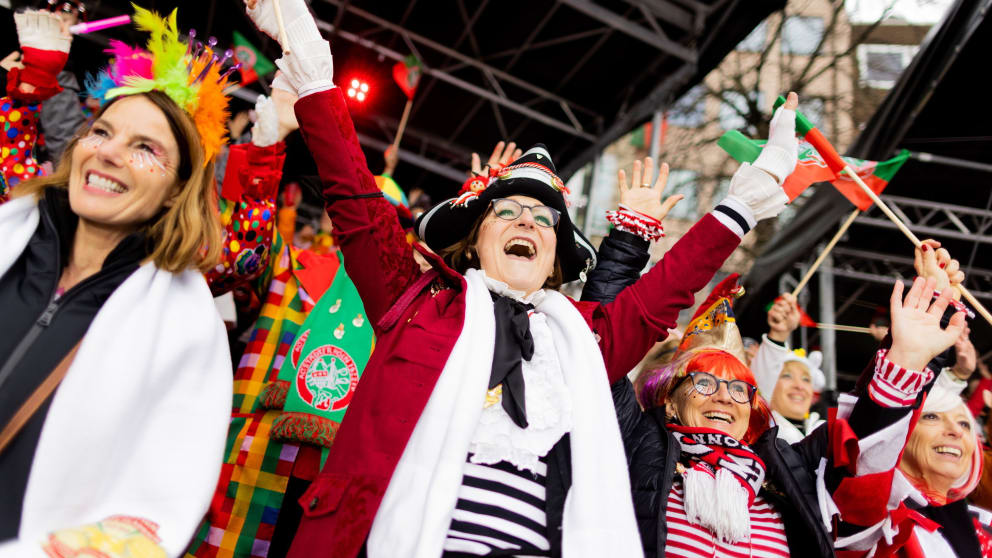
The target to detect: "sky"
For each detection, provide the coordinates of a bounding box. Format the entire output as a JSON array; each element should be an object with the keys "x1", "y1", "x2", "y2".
[{"x1": 846, "y1": 0, "x2": 955, "y2": 24}]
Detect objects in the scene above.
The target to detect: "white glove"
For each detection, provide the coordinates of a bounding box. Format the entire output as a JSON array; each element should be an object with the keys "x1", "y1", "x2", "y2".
[
  {"x1": 725, "y1": 104, "x2": 798, "y2": 221},
  {"x1": 271, "y1": 72, "x2": 295, "y2": 95},
  {"x1": 251, "y1": 95, "x2": 280, "y2": 147},
  {"x1": 245, "y1": 0, "x2": 322, "y2": 46},
  {"x1": 274, "y1": 40, "x2": 335, "y2": 98},
  {"x1": 15, "y1": 10, "x2": 72, "y2": 53},
  {"x1": 754, "y1": 104, "x2": 798, "y2": 184}
]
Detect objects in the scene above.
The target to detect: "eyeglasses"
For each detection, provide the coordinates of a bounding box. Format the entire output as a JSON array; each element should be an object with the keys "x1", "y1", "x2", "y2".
[
  {"x1": 684, "y1": 372, "x2": 756, "y2": 404},
  {"x1": 490, "y1": 198, "x2": 560, "y2": 228}
]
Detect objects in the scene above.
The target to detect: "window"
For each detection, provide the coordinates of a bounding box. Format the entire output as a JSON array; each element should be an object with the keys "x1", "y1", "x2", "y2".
[
  {"x1": 664, "y1": 169, "x2": 699, "y2": 221},
  {"x1": 737, "y1": 21, "x2": 767, "y2": 52},
  {"x1": 858, "y1": 44, "x2": 917, "y2": 89},
  {"x1": 719, "y1": 91, "x2": 764, "y2": 132},
  {"x1": 668, "y1": 85, "x2": 705, "y2": 128},
  {"x1": 781, "y1": 16, "x2": 824, "y2": 55}
]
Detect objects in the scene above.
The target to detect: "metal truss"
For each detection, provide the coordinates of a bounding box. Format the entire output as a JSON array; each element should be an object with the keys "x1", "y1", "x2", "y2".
[
  {"x1": 558, "y1": 0, "x2": 698, "y2": 61},
  {"x1": 224, "y1": 87, "x2": 469, "y2": 182},
  {"x1": 821, "y1": 246, "x2": 992, "y2": 302},
  {"x1": 855, "y1": 194, "x2": 992, "y2": 245},
  {"x1": 318, "y1": 0, "x2": 601, "y2": 141}
]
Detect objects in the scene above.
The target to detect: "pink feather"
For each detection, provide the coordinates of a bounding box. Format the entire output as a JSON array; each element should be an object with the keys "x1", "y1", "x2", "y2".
[{"x1": 104, "y1": 40, "x2": 154, "y2": 85}]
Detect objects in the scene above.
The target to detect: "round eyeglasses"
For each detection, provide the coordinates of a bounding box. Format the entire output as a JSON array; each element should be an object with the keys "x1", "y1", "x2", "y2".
[
  {"x1": 490, "y1": 198, "x2": 560, "y2": 228},
  {"x1": 684, "y1": 372, "x2": 756, "y2": 404}
]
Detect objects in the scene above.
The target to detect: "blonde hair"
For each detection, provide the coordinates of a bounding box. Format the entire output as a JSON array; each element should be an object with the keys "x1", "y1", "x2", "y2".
[{"x1": 15, "y1": 91, "x2": 221, "y2": 273}]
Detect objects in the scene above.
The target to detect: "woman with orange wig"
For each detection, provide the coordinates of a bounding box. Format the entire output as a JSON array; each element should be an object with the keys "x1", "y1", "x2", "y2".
[{"x1": 614, "y1": 272, "x2": 965, "y2": 558}]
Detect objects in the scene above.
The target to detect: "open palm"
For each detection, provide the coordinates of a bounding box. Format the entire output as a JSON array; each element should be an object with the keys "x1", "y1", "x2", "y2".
[
  {"x1": 617, "y1": 157, "x2": 683, "y2": 222},
  {"x1": 887, "y1": 277, "x2": 966, "y2": 371}
]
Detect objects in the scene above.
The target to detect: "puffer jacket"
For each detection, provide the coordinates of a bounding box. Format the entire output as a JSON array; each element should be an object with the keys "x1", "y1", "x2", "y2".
[{"x1": 580, "y1": 229, "x2": 650, "y2": 304}]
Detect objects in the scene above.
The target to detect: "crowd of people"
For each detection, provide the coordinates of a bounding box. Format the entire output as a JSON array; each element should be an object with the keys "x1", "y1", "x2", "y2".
[{"x1": 0, "y1": 1, "x2": 989, "y2": 557}]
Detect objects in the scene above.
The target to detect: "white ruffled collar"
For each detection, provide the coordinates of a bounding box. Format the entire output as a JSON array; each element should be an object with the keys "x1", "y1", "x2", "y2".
[{"x1": 481, "y1": 271, "x2": 548, "y2": 307}]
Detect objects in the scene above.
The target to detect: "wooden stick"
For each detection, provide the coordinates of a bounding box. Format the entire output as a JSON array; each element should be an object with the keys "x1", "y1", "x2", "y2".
[
  {"x1": 272, "y1": 0, "x2": 291, "y2": 55},
  {"x1": 791, "y1": 208, "x2": 860, "y2": 297},
  {"x1": 393, "y1": 99, "x2": 413, "y2": 149},
  {"x1": 841, "y1": 165, "x2": 992, "y2": 326},
  {"x1": 816, "y1": 323, "x2": 872, "y2": 334}
]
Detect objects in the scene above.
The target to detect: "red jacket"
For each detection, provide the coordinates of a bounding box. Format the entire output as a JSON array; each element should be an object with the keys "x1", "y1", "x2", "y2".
[{"x1": 287, "y1": 87, "x2": 741, "y2": 557}]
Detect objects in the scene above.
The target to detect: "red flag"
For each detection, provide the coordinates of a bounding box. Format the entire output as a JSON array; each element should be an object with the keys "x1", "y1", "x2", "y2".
[{"x1": 392, "y1": 55, "x2": 423, "y2": 100}]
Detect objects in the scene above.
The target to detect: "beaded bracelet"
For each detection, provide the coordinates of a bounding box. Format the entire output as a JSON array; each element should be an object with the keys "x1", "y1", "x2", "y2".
[{"x1": 605, "y1": 204, "x2": 665, "y2": 241}]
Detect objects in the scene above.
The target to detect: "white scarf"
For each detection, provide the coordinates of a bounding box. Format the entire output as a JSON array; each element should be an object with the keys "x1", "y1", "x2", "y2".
[
  {"x1": 367, "y1": 268, "x2": 641, "y2": 557},
  {"x1": 0, "y1": 195, "x2": 232, "y2": 557},
  {"x1": 772, "y1": 410, "x2": 824, "y2": 444}
]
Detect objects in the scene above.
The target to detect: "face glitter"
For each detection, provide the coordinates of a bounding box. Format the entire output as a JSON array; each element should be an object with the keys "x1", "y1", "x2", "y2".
[
  {"x1": 129, "y1": 149, "x2": 170, "y2": 176},
  {"x1": 78, "y1": 133, "x2": 106, "y2": 149}
]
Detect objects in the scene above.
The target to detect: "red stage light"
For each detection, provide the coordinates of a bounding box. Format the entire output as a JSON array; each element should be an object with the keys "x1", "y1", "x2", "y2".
[{"x1": 346, "y1": 77, "x2": 370, "y2": 102}]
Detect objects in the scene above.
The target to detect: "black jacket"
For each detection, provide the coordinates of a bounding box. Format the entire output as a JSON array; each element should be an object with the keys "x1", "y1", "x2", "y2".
[
  {"x1": 580, "y1": 229, "x2": 650, "y2": 304},
  {"x1": 582, "y1": 228, "x2": 834, "y2": 556},
  {"x1": 0, "y1": 188, "x2": 147, "y2": 539},
  {"x1": 613, "y1": 377, "x2": 836, "y2": 557}
]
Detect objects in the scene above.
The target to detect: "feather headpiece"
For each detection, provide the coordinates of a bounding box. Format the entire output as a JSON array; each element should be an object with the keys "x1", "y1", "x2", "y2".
[{"x1": 85, "y1": 5, "x2": 239, "y2": 163}]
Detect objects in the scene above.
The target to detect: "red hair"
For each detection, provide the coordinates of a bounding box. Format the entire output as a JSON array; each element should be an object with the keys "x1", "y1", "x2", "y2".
[
  {"x1": 686, "y1": 350, "x2": 771, "y2": 445},
  {"x1": 644, "y1": 349, "x2": 771, "y2": 445}
]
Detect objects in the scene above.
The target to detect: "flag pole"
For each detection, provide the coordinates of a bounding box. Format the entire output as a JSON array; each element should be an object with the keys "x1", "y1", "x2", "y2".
[
  {"x1": 272, "y1": 0, "x2": 291, "y2": 55},
  {"x1": 791, "y1": 208, "x2": 860, "y2": 297},
  {"x1": 817, "y1": 323, "x2": 872, "y2": 334},
  {"x1": 392, "y1": 99, "x2": 413, "y2": 150},
  {"x1": 840, "y1": 164, "x2": 992, "y2": 326}
]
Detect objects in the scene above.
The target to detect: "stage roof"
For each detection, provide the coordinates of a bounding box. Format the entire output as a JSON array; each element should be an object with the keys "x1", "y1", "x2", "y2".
[{"x1": 1, "y1": 0, "x2": 783, "y2": 200}]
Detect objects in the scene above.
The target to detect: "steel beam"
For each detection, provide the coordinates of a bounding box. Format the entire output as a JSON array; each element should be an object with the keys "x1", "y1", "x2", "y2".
[
  {"x1": 319, "y1": 1, "x2": 598, "y2": 120},
  {"x1": 620, "y1": 0, "x2": 696, "y2": 30},
  {"x1": 356, "y1": 132, "x2": 465, "y2": 183},
  {"x1": 558, "y1": 0, "x2": 698, "y2": 62},
  {"x1": 314, "y1": 19, "x2": 596, "y2": 141},
  {"x1": 854, "y1": 194, "x2": 992, "y2": 245}
]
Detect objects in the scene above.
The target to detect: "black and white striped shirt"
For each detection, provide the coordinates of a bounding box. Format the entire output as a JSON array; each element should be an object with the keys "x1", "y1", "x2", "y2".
[{"x1": 443, "y1": 455, "x2": 551, "y2": 557}]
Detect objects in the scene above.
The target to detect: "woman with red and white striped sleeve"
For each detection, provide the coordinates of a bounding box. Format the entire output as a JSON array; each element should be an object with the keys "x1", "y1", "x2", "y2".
[
  {"x1": 613, "y1": 270, "x2": 965, "y2": 558},
  {"x1": 829, "y1": 241, "x2": 989, "y2": 558}
]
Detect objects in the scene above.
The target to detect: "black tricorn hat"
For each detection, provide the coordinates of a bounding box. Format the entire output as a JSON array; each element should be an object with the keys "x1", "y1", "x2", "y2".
[{"x1": 415, "y1": 144, "x2": 596, "y2": 282}]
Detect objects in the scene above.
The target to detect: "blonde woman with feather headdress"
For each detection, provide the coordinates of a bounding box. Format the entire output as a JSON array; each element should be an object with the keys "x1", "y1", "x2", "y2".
[{"x1": 0, "y1": 8, "x2": 237, "y2": 556}]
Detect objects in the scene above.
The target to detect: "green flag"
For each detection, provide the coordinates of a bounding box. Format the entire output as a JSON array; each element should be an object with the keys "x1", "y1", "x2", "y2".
[
  {"x1": 232, "y1": 30, "x2": 276, "y2": 85},
  {"x1": 270, "y1": 252, "x2": 374, "y2": 447}
]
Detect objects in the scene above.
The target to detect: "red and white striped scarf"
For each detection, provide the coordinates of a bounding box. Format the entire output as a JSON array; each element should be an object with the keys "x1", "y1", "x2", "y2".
[{"x1": 669, "y1": 425, "x2": 767, "y2": 543}]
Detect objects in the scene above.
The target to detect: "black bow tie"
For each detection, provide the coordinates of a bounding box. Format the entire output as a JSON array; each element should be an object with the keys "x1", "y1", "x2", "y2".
[{"x1": 490, "y1": 293, "x2": 535, "y2": 429}]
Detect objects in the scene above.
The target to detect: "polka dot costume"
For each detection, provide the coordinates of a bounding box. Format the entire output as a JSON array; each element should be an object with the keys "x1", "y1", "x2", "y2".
[{"x1": 0, "y1": 98, "x2": 46, "y2": 197}]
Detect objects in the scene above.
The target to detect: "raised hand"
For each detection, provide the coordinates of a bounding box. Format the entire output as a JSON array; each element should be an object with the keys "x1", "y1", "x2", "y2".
[
  {"x1": 616, "y1": 157, "x2": 683, "y2": 222},
  {"x1": 271, "y1": 86, "x2": 300, "y2": 140},
  {"x1": 243, "y1": 0, "x2": 312, "y2": 45},
  {"x1": 951, "y1": 328, "x2": 976, "y2": 380},
  {"x1": 913, "y1": 239, "x2": 964, "y2": 300},
  {"x1": 470, "y1": 140, "x2": 521, "y2": 178},
  {"x1": 768, "y1": 292, "x2": 800, "y2": 342},
  {"x1": 887, "y1": 277, "x2": 966, "y2": 371},
  {"x1": 1, "y1": 51, "x2": 23, "y2": 71}
]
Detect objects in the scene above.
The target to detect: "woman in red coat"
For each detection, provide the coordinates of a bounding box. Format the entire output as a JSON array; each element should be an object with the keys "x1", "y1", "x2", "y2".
[{"x1": 243, "y1": 2, "x2": 797, "y2": 557}]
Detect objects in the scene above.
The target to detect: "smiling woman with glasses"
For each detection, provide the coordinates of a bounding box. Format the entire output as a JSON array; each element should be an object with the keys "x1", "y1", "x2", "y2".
[
  {"x1": 683, "y1": 371, "x2": 758, "y2": 404},
  {"x1": 490, "y1": 198, "x2": 561, "y2": 228}
]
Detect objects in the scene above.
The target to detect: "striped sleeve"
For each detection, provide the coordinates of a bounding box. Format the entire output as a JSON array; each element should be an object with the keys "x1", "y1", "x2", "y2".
[
  {"x1": 711, "y1": 197, "x2": 756, "y2": 238},
  {"x1": 867, "y1": 349, "x2": 934, "y2": 408}
]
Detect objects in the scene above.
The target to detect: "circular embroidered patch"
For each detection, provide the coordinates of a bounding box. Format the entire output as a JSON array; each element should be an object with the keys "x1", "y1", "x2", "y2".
[{"x1": 295, "y1": 345, "x2": 359, "y2": 412}]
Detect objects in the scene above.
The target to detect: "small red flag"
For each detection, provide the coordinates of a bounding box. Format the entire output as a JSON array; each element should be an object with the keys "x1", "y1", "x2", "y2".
[{"x1": 392, "y1": 55, "x2": 423, "y2": 100}]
